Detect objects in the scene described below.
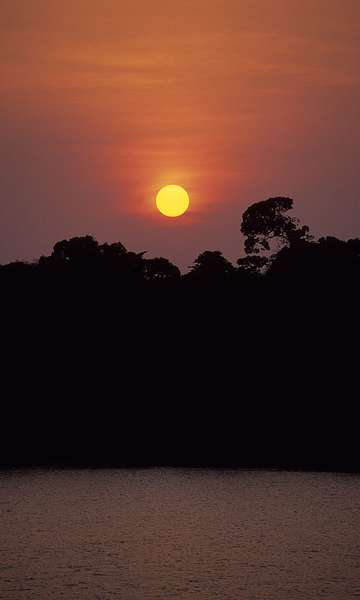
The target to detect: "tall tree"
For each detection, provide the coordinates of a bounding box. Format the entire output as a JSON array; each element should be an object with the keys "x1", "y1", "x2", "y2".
[{"x1": 241, "y1": 197, "x2": 311, "y2": 256}]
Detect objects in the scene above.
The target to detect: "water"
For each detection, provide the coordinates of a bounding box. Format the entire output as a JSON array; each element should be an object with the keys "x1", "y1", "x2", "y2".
[{"x1": 1, "y1": 469, "x2": 360, "y2": 599}]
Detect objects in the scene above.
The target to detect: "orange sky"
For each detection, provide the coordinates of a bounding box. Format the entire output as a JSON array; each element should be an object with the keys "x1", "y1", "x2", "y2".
[{"x1": 1, "y1": 0, "x2": 360, "y2": 268}]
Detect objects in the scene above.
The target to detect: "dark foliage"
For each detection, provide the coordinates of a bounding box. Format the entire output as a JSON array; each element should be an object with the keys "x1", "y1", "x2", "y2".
[
  {"x1": 1, "y1": 197, "x2": 359, "y2": 471},
  {"x1": 241, "y1": 196, "x2": 312, "y2": 256}
]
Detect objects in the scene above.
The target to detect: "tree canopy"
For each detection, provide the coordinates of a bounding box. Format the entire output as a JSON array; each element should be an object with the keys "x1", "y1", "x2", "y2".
[
  {"x1": 1, "y1": 197, "x2": 359, "y2": 287},
  {"x1": 241, "y1": 197, "x2": 311, "y2": 256}
]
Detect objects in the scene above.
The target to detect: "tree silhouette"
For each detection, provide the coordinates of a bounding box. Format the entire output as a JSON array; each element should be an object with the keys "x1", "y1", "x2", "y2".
[
  {"x1": 189, "y1": 251, "x2": 235, "y2": 278},
  {"x1": 100, "y1": 242, "x2": 127, "y2": 261},
  {"x1": 99, "y1": 242, "x2": 145, "y2": 278},
  {"x1": 143, "y1": 257, "x2": 180, "y2": 281},
  {"x1": 52, "y1": 235, "x2": 100, "y2": 265},
  {"x1": 241, "y1": 197, "x2": 311, "y2": 256},
  {"x1": 268, "y1": 234, "x2": 360, "y2": 283},
  {"x1": 237, "y1": 255, "x2": 269, "y2": 276}
]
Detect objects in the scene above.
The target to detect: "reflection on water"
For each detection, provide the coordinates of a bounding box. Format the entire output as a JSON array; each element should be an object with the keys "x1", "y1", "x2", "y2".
[{"x1": 1, "y1": 469, "x2": 360, "y2": 599}]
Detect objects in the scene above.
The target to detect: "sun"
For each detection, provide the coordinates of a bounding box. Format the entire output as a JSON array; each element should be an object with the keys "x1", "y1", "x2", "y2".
[{"x1": 156, "y1": 185, "x2": 190, "y2": 217}]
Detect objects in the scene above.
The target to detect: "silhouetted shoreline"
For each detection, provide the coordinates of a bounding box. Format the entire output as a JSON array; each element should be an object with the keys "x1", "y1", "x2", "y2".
[
  {"x1": 1, "y1": 463, "x2": 360, "y2": 474},
  {"x1": 1, "y1": 198, "x2": 359, "y2": 471}
]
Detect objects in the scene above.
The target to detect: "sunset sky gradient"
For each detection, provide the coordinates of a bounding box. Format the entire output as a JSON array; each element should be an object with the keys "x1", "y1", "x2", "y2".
[{"x1": 1, "y1": 0, "x2": 360, "y2": 268}]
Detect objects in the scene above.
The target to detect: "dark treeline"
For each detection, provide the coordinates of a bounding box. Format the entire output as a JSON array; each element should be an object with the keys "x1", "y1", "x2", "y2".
[{"x1": 1, "y1": 197, "x2": 359, "y2": 470}]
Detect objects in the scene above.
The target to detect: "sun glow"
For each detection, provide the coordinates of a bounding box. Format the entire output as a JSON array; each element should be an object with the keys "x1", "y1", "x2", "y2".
[{"x1": 156, "y1": 185, "x2": 190, "y2": 217}]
